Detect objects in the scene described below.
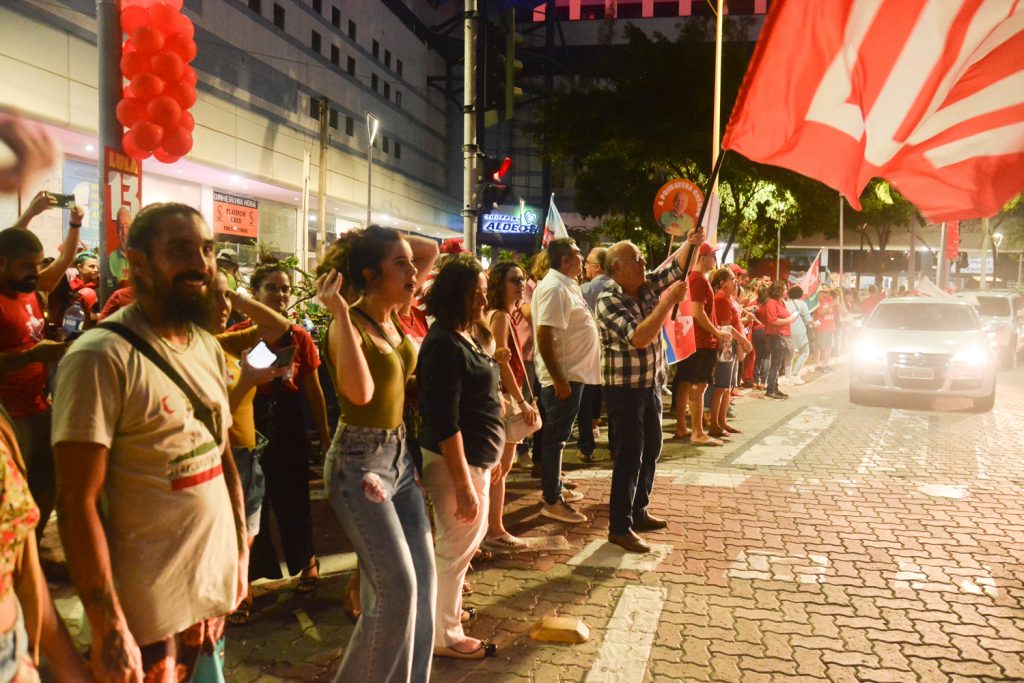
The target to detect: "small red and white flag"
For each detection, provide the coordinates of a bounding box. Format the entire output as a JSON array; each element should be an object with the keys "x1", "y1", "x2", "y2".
[
  {"x1": 658, "y1": 245, "x2": 697, "y2": 364},
  {"x1": 724, "y1": 0, "x2": 1024, "y2": 222},
  {"x1": 541, "y1": 193, "x2": 569, "y2": 247}
]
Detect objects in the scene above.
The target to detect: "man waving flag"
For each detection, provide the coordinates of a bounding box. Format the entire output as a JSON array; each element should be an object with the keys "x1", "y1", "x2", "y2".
[
  {"x1": 724, "y1": 0, "x2": 1024, "y2": 222},
  {"x1": 541, "y1": 193, "x2": 569, "y2": 247}
]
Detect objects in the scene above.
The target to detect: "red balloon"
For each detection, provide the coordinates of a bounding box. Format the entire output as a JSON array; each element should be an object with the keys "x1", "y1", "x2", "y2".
[
  {"x1": 132, "y1": 25, "x2": 165, "y2": 53},
  {"x1": 179, "y1": 110, "x2": 195, "y2": 133},
  {"x1": 163, "y1": 33, "x2": 197, "y2": 62},
  {"x1": 130, "y1": 72, "x2": 165, "y2": 101},
  {"x1": 148, "y1": 3, "x2": 179, "y2": 33},
  {"x1": 172, "y1": 13, "x2": 195, "y2": 39},
  {"x1": 130, "y1": 120, "x2": 164, "y2": 152},
  {"x1": 122, "y1": 85, "x2": 136, "y2": 100},
  {"x1": 161, "y1": 126, "x2": 193, "y2": 157},
  {"x1": 122, "y1": 131, "x2": 152, "y2": 161},
  {"x1": 121, "y1": 0, "x2": 151, "y2": 8},
  {"x1": 180, "y1": 66, "x2": 197, "y2": 87},
  {"x1": 122, "y1": 39, "x2": 137, "y2": 54},
  {"x1": 163, "y1": 81, "x2": 196, "y2": 109},
  {"x1": 120, "y1": 5, "x2": 149, "y2": 34},
  {"x1": 150, "y1": 51, "x2": 185, "y2": 81},
  {"x1": 162, "y1": 0, "x2": 184, "y2": 8},
  {"x1": 146, "y1": 95, "x2": 182, "y2": 128},
  {"x1": 116, "y1": 98, "x2": 148, "y2": 127},
  {"x1": 120, "y1": 50, "x2": 149, "y2": 79},
  {"x1": 153, "y1": 147, "x2": 181, "y2": 164}
]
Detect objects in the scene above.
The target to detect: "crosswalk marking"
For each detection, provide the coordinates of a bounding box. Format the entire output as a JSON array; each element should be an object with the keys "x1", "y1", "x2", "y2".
[
  {"x1": 731, "y1": 406, "x2": 839, "y2": 467},
  {"x1": 568, "y1": 539, "x2": 673, "y2": 572},
  {"x1": 584, "y1": 585, "x2": 666, "y2": 683}
]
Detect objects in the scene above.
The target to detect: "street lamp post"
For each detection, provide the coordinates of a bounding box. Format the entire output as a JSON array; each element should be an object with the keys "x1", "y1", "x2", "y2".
[
  {"x1": 776, "y1": 224, "x2": 781, "y2": 280},
  {"x1": 366, "y1": 113, "x2": 380, "y2": 227}
]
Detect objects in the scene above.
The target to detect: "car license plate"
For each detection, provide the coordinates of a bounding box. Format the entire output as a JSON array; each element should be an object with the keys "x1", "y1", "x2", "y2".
[{"x1": 897, "y1": 367, "x2": 934, "y2": 380}]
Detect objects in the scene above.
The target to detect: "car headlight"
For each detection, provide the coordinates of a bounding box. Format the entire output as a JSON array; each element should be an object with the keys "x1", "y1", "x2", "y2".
[
  {"x1": 952, "y1": 346, "x2": 990, "y2": 366},
  {"x1": 854, "y1": 342, "x2": 886, "y2": 365}
]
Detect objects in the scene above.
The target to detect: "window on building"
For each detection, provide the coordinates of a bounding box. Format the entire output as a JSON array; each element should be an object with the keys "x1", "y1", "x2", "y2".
[
  {"x1": 394, "y1": 141, "x2": 401, "y2": 159},
  {"x1": 348, "y1": 19, "x2": 356, "y2": 39},
  {"x1": 371, "y1": 73, "x2": 378, "y2": 91},
  {"x1": 330, "y1": 44, "x2": 339, "y2": 66},
  {"x1": 382, "y1": 136, "x2": 389, "y2": 154},
  {"x1": 345, "y1": 116, "x2": 354, "y2": 136},
  {"x1": 313, "y1": 0, "x2": 322, "y2": 13},
  {"x1": 395, "y1": 90, "x2": 402, "y2": 107},
  {"x1": 273, "y1": 3, "x2": 285, "y2": 28},
  {"x1": 383, "y1": 82, "x2": 390, "y2": 99},
  {"x1": 396, "y1": 59, "x2": 403, "y2": 77},
  {"x1": 331, "y1": 6, "x2": 340, "y2": 28},
  {"x1": 308, "y1": 95, "x2": 320, "y2": 119},
  {"x1": 311, "y1": 30, "x2": 321, "y2": 53},
  {"x1": 384, "y1": 49, "x2": 391, "y2": 68},
  {"x1": 329, "y1": 108, "x2": 338, "y2": 129},
  {"x1": 372, "y1": 40, "x2": 380, "y2": 58},
  {"x1": 347, "y1": 56, "x2": 355, "y2": 76},
  {"x1": 248, "y1": 0, "x2": 262, "y2": 14}
]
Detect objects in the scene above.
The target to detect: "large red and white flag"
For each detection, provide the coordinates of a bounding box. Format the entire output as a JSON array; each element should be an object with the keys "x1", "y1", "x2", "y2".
[{"x1": 723, "y1": 0, "x2": 1024, "y2": 222}]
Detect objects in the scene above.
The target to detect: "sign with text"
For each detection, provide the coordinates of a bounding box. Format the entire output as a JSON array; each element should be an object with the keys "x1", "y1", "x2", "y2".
[
  {"x1": 213, "y1": 191, "x2": 259, "y2": 239},
  {"x1": 104, "y1": 148, "x2": 142, "y2": 283},
  {"x1": 481, "y1": 205, "x2": 539, "y2": 235}
]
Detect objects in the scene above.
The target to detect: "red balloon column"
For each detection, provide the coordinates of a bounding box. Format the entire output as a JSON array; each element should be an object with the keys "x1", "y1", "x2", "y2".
[{"x1": 116, "y1": 0, "x2": 197, "y2": 162}]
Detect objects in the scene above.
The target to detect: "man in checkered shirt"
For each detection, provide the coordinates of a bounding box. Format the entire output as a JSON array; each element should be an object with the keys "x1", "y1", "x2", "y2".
[{"x1": 594, "y1": 231, "x2": 702, "y2": 553}]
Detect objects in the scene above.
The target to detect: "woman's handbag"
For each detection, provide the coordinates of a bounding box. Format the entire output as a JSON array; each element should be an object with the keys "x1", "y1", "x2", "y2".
[{"x1": 504, "y1": 396, "x2": 542, "y2": 443}]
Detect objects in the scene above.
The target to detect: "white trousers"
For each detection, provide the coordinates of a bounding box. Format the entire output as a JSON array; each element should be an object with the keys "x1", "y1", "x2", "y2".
[{"x1": 420, "y1": 449, "x2": 492, "y2": 648}]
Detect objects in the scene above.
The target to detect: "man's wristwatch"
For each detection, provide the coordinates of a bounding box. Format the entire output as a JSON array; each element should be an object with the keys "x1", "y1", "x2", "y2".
[{"x1": 68, "y1": 223, "x2": 81, "y2": 228}]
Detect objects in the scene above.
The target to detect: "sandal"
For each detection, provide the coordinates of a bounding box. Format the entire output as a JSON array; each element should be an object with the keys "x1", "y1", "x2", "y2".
[
  {"x1": 483, "y1": 533, "x2": 528, "y2": 551},
  {"x1": 461, "y1": 607, "x2": 477, "y2": 623},
  {"x1": 343, "y1": 575, "x2": 361, "y2": 622},
  {"x1": 462, "y1": 581, "x2": 472, "y2": 595},
  {"x1": 227, "y1": 596, "x2": 254, "y2": 626},
  {"x1": 433, "y1": 641, "x2": 497, "y2": 660},
  {"x1": 297, "y1": 559, "x2": 320, "y2": 594},
  {"x1": 474, "y1": 547, "x2": 495, "y2": 563}
]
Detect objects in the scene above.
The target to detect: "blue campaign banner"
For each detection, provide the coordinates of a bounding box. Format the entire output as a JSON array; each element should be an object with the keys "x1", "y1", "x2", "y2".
[{"x1": 62, "y1": 158, "x2": 102, "y2": 249}]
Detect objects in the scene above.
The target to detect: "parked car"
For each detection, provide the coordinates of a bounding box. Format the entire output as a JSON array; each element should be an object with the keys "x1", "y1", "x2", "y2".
[
  {"x1": 850, "y1": 299, "x2": 996, "y2": 411},
  {"x1": 954, "y1": 290, "x2": 1024, "y2": 368}
]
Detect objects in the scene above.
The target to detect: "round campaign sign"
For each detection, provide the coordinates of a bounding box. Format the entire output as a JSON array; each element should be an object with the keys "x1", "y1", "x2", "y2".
[{"x1": 653, "y1": 179, "x2": 704, "y2": 237}]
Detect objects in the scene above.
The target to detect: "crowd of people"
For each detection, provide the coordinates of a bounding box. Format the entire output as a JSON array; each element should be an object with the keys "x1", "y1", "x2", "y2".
[{"x1": 0, "y1": 115, "x2": 887, "y2": 682}]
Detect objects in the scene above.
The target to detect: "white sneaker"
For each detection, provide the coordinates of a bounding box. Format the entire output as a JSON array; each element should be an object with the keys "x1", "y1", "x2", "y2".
[
  {"x1": 548, "y1": 488, "x2": 584, "y2": 503},
  {"x1": 791, "y1": 377, "x2": 806, "y2": 386},
  {"x1": 540, "y1": 498, "x2": 588, "y2": 524}
]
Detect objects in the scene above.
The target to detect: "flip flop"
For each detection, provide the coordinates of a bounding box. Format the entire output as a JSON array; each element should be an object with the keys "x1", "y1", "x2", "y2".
[
  {"x1": 297, "y1": 559, "x2": 320, "y2": 594},
  {"x1": 691, "y1": 437, "x2": 724, "y2": 447},
  {"x1": 227, "y1": 596, "x2": 254, "y2": 626},
  {"x1": 433, "y1": 641, "x2": 497, "y2": 660},
  {"x1": 461, "y1": 607, "x2": 477, "y2": 623},
  {"x1": 723, "y1": 425, "x2": 742, "y2": 434},
  {"x1": 671, "y1": 431, "x2": 692, "y2": 441}
]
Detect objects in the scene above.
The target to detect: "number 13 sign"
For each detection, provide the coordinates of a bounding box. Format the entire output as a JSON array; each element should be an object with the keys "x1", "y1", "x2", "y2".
[{"x1": 104, "y1": 147, "x2": 142, "y2": 261}]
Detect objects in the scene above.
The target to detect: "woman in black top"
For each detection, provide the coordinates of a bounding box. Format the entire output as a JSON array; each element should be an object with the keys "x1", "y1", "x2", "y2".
[{"x1": 418, "y1": 255, "x2": 504, "y2": 660}]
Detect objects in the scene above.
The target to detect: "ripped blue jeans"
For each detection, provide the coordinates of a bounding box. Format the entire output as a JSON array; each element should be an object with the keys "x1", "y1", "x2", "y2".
[{"x1": 324, "y1": 423, "x2": 436, "y2": 683}]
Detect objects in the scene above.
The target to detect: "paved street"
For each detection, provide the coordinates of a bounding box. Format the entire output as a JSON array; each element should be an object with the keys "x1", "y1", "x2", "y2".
[{"x1": 50, "y1": 358, "x2": 1024, "y2": 681}]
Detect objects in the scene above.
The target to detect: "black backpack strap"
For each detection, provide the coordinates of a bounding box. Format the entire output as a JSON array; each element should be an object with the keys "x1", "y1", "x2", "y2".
[{"x1": 98, "y1": 322, "x2": 220, "y2": 443}]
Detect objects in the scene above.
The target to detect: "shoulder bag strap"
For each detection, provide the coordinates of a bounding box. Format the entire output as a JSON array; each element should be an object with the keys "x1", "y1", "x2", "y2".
[{"x1": 98, "y1": 322, "x2": 219, "y2": 443}]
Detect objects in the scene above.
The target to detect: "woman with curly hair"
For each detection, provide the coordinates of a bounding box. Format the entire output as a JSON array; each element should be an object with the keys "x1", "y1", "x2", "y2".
[
  {"x1": 482, "y1": 261, "x2": 539, "y2": 551},
  {"x1": 316, "y1": 226, "x2": 439, "y2": 681}
]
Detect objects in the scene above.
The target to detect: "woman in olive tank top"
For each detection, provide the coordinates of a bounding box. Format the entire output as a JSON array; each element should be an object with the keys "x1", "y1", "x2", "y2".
[{"x1": 315, "y1": 226, "x2": 438, "y2": 683}]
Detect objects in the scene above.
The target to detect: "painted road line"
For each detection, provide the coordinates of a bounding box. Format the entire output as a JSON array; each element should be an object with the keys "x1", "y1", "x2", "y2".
[
  {"x1": 731, "y1": 406, "x2": 839, "y2": 467},
  {"x1": 727, "y1": 549, "x2": 829, "y2": 584},
  {"x1": 670, "y1": 470, "x2": 750, "y2": 488},
  {"x1": 584, "y1": 585, "x2": 666, "y2": 683},
  {"x1": 856, "y1": 409, "x2": 932, "y2": 476},
  {"x1": 568, "y1": 539, "x2": 673, "y2": 572},
  {"x1": 487, "y1": 534, "x2": 570, "y2": 555}
]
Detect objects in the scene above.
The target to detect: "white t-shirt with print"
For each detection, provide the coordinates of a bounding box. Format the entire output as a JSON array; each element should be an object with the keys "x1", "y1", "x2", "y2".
[
  {"x1": 51, "y1": 305, "x2": 237, "y2": 646},
  {"x1": 532, "y1": 269, "x2": 601, "y2": 387}
]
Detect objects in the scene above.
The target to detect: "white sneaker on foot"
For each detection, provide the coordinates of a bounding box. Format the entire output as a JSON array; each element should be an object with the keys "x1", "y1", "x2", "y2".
[{"x1": 540, "y1": 498, "x2": 588, "y2": 524}]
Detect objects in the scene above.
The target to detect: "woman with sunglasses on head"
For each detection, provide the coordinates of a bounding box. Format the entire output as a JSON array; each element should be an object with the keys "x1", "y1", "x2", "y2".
[
  {"x1": 482, "y1": 262, "x2": 538, "y2": 552},
  {"x1": 417, "y1": 255, "x2": 504, "y2": 660},
  {"x1": 316, "y1": 226, "x2": 439, "y2": 682},
  {"x1": 227, "y1": 263, "x2": 329, "y2": 593}
]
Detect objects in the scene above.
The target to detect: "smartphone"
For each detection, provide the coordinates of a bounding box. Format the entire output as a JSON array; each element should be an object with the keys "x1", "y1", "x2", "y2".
[
  {"x1": 246, "y1": 341, "x2": 277, "y2": 369},
  {"x1": 50, "y1": 192, "x2": 77, "y2": 209},
  {"x1": 273, "y1": 345, "x2": 297, "y2": 368}
]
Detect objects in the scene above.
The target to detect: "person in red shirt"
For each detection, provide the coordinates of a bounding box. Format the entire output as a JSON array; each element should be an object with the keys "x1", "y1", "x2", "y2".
[
  {"x1": 228, "y1": 262, "x2": 328, "y2": 592},
  {"x1": 710, "y1": 269, "x2": 753, "y2": 437},
  {"x1": 763, "y1": 281, "x2": 798, "y2": 399},
  {"x1": 813, "y1": 289, "x2": 839, "y2": 372},
  {"x1": 672, "y1": 243, "x2": 731, "y2": 445},
  {"x1": 859, "y1": 284, "x2": 885, "y2": 317}
]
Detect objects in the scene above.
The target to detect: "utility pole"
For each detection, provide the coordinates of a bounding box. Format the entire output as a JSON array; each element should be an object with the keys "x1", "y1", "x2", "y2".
[
  {"x1": 980, "y1": 216, "x2": 990, "y2": 290},
  {"x1": 463, "y1": 0, "x2": 479, "y2": 253},
  {"x1": 97, "y1": 0, "x2": 121, "y2": 301},
  {"x1": 839, "y1": 193, "x2": 845, "y2": 288},
  {"x1": 317, "y1": 96, "x2": 329, "y2": 262},
  {"x1": 937, "y1": 222, "x2": 948, "y2": 289},
  {"x1": 908, "y1": 219, "x2": 917, "y2": 290},
  {"x1": 299, "y1": 150, "x2": 310, "y2": 271}
]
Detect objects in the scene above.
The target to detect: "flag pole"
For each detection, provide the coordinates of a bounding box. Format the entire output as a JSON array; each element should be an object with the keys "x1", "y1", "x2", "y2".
[
  {"x1": 672, "y1": 148, "x2": 727, "y2": 319},
  {"x1": 711, "y1": 0, "x2": 724, "y2": 213}
]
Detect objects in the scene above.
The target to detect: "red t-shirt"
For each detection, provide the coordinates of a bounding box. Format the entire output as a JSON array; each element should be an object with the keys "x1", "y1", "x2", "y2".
[
  {"x1": 98, "y1": 286, "x2": 136, "y2": 321},
  {"x1": 227, "y1": 321, "x2": 321, "y2": 394},
  {"x1": 814, "y1": 295, "x2": 837, "y2": 332},
  {"x1": 688, "y1": 272, "x2": 717, "y2": 350},
  {"x1": 713, "y1": 292, "x2": 741, "y2": 335},
  {"x1": 860, "y1": 292, "x2": 884, "y2": 317},
  {"x1": 764, "y1": 298, "x2": 791, "y2": 337},
  {"x1": 0, "y1": 291, "x2": 49, "y2": 418},
  {"x1": 396, "y1": 306, "x2": 429, "y2": 349}
]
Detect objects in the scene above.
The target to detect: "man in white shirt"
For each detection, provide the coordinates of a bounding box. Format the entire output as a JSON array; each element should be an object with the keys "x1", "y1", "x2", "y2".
[{"x1": 533, "y1": 238, "x2": 601, "y2": 524}]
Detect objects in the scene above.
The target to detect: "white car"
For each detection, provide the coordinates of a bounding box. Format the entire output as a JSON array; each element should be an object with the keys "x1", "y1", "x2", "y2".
[
  {"x1": 850, "y1": 298, "x2": 996, "y2": 411},
  {"x1": 954, "y1": 290, "x2": 1024, "y2": 368}
]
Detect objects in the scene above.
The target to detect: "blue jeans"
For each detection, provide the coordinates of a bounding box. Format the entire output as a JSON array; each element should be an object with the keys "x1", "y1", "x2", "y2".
[
  {"x1": 539, "y1": 382, "x2": 584, "y2": 505},
  {"x1": 605, "y1": 386, "x2": 663, "y2": 535},
  {"x1": 325, "y1": 423, "x2": 436, "y2": 683},
  {"x1": 576, "y1": 384, "x2": 601, "y2": 456},
  {"x1": 234, "y1": 444, "x2": 266, "y2": 537},
  {"x1": 0, "y1": 601, "x2": 29, "y2": 683}
]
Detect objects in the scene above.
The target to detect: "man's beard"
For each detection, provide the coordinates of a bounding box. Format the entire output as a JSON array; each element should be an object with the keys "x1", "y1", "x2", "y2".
[
  {"x1": 13, "y1": 277, "x2": 37, "y2": 294},
  {"x1": 135, "y1": 271, "x2": 217, "y2": 329}
]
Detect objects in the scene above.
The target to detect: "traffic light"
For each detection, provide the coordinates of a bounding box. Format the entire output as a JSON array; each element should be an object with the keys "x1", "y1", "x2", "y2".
[
  {"x1": 477, "y1": 154, "x2": 512, "y2": 210},
  {"x1": 480, "y1": 9, "x2": 523, "y2": 127}
]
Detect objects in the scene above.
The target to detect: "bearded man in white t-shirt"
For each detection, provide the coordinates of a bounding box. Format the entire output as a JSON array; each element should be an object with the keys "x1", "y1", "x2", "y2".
[{"x1": 53, "y1": 203, "x2": 246, "y2": 683}]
